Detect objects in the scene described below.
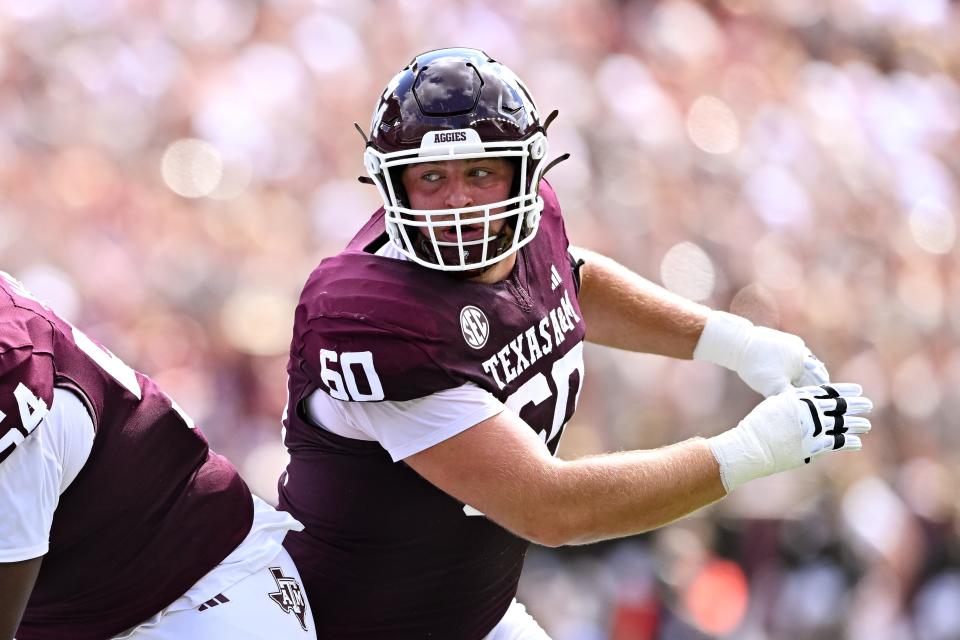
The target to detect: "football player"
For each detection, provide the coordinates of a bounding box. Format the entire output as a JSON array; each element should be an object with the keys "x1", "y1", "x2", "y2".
[
  {"x1": 0, "y1": 271, "x2": 316, "y2": 640},
  {"x1": 277, "y1": 48, "x2": 872, "y2": 639}
]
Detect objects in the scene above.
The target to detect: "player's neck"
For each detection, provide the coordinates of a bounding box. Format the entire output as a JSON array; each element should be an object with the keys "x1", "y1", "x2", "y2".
[{"x1": 468, "y1": 253, "x2": 517, "y2": 285}]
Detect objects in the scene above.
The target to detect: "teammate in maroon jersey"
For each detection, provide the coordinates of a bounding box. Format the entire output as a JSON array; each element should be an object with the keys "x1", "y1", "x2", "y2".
[
  {"x1": 0, "y1": 271, "x2": 316, "y2": 640},
  {"x1": 277, "y1": 48, "x2": 872, "y2": 639}
]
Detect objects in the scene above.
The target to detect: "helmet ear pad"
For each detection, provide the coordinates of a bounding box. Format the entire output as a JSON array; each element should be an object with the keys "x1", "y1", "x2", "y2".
[
  {"x1": 389, "y1": 166, "x2": 411, "y2": 209},
  {"x1": 508, "y1": 156, "x2": 523, "y2": 206}
]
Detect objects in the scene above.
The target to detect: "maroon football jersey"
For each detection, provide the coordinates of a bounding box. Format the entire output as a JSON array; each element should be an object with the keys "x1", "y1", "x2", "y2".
[
  {"x1": 0, "y1": 273, "x2": 254, "y2": 640},
  {"x1": 279, "y1": 181, "x2": 586, "y2": 639}
]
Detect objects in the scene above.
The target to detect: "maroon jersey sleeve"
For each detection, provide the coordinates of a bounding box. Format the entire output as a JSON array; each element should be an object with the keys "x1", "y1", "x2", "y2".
[
  {"x1": 0, "y1": 343, "x2": 54, "y2": 464},
  {"x1": 299, "y1": 314, "x2": 459, "y2": 402}
]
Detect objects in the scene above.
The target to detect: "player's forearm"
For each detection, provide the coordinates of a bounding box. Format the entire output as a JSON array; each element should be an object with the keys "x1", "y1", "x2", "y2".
[
  {"x1": 523, "y1": 438, "x2": 725, "y2": 547},
  {"x1": 574, "y1": 247, "x2": 708, "y2": 358},
  {"x1": 0, "y1": 556, "x2": 43, "y2": 640}
]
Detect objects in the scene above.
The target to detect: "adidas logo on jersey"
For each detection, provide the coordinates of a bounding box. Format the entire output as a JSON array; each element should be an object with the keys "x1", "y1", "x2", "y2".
[
  {"x1": 481, "y1": 290, "x2": 581, "y2": 390},
  {"x1": 550, "y1": 264, "x2": 562, "y2": 290}
]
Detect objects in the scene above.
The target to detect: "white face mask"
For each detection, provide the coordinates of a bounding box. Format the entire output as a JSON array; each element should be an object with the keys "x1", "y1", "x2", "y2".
[{"x1": 365, "y1": 130, "x2": 549, "y2": 272}]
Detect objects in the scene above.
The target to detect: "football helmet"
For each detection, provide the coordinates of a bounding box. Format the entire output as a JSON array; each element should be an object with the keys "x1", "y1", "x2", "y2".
[{"x1": 364, "y1": 48, "x2": 550, "y2": 273}]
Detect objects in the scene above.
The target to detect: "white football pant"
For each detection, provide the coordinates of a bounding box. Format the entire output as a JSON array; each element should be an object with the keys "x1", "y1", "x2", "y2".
[
  {"x1": 114, "y1": 548, "x2": 316, "y2": 640},
  {"x1": 484, "y1": 599, "x2": 551, "y2": 639}
]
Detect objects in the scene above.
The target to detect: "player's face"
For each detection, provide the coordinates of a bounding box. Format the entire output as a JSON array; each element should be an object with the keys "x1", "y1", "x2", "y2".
[{"x1": 400, "y1": 158, "x2": 516, "y2": 242}]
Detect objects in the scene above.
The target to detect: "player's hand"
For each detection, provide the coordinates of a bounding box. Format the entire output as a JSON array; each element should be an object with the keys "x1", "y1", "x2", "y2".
[
  {"x1": 736, "y1": 326, "x2": 830, "y2": 396},
  {"x1": 693, "y1": 311, "x2": 830, "y2": 396},
  {"x1": 708, "y1": 383, "x2": 872, "y2": 492}
]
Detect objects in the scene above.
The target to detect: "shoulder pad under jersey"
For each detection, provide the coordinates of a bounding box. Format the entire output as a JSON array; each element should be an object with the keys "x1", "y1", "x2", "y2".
[
  {"x1": 293, "y1": 258, "x2": 474, "y2": 402},
  {"x1": 537, "y1": 179, "x2": 568, "y2": 244}
]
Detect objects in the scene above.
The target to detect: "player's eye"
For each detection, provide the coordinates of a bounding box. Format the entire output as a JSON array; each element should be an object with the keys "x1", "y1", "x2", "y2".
[{"x1": 419, "y1": 171, "x2": 442, "y2": 183}]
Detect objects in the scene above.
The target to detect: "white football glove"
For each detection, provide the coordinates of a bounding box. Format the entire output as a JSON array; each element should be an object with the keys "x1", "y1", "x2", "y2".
[
  {"x1": 693, "y1": 311, "x2": 829, "y2": 396},
  {"x1": 708, "y1": 383, "x2": 872, "y2": 493}
]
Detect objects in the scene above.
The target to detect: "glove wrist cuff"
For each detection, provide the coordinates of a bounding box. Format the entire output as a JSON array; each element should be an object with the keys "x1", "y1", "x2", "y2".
[
  {"x1": 708, "y1": 425, "x2": 771, "y2": 493},
  {"x1": 693, "y1": 311, "x2": 754, "y2": 371}
]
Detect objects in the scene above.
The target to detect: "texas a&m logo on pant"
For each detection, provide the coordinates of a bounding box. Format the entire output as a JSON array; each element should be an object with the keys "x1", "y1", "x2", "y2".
[{"x1": 267, "y1": 566, "x2": 309, "y2": 631}]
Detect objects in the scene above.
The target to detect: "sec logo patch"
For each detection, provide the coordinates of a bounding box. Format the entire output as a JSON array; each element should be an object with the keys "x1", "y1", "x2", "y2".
[{"x1": 460, "y1": 306, "x2": 490, "y2": 349}]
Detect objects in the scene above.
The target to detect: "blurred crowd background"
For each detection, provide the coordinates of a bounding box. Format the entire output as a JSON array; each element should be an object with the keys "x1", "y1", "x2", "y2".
[{"x1": 1, "y1": 0, "x2": 959, "y2": 637}]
